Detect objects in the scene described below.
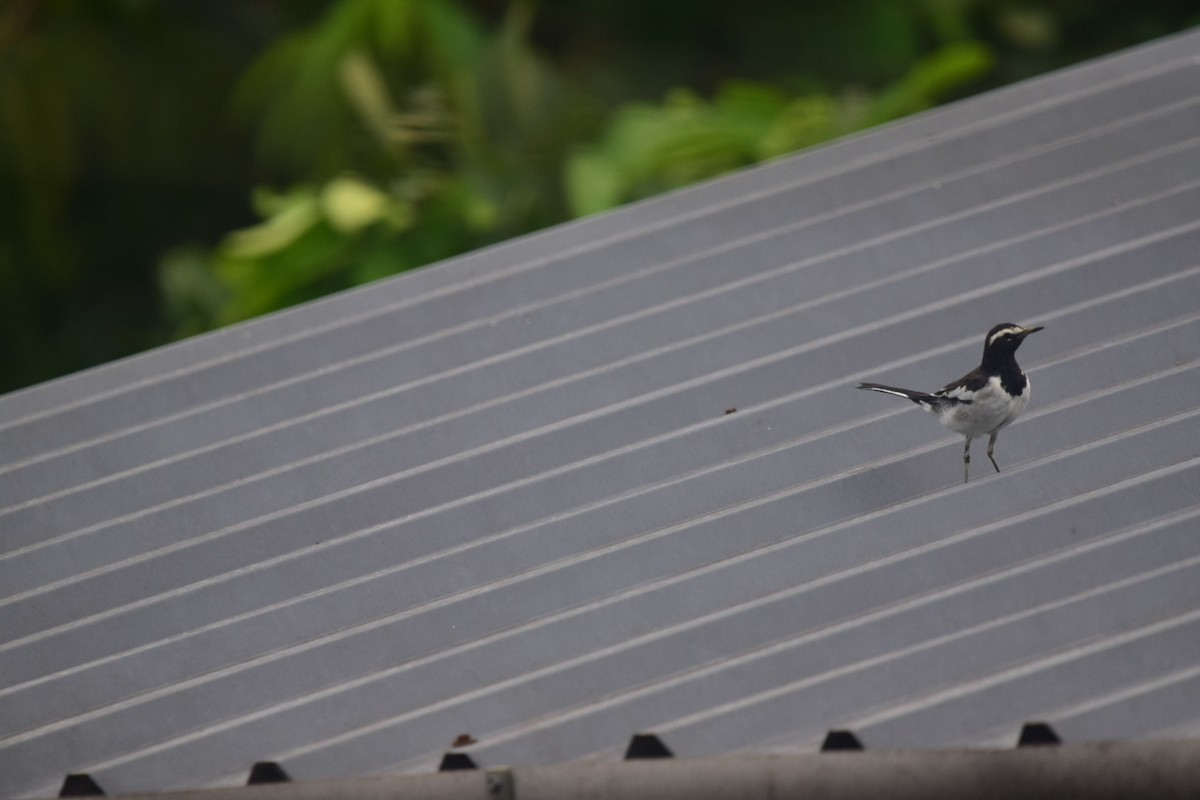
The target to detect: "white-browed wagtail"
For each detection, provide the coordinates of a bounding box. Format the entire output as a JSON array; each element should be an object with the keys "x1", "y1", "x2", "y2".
[{"x1": 858, "y1": 323, "x2": 1044, "y2": 482}]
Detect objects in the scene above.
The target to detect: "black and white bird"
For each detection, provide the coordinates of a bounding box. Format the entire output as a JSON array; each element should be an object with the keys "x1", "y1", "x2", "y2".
[{"x1": 857, "y1": 323, "x2": 1044, "y2": 482}]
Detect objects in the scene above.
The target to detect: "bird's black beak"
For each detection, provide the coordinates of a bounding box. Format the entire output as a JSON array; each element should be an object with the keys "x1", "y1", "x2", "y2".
[{"x1": 1021, "y1": 326, "x2": 1045, "y2": 337}]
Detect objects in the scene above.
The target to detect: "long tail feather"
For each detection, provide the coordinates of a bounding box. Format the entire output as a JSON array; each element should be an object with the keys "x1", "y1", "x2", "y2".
[{"x1": 857, "y1": 382, "x2": 936, "y2": 404}]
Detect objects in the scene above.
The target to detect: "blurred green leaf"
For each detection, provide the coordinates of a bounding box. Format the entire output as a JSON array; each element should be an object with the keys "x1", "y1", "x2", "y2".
[
  {"x1": 759, "y1": 95, "x2": 840, "y2": 159},
  {"x1": 565, "y1": 151, "x2": 623, "y2": 218},
  {"x1": 320, "y1": 175, "x2": 391, "y2": 233},
  {"x1": 863, "y1": 41, "x2": 994, "y2": 126},
  {"x1": 216, "y1": 220, "x2": 351, "y2": 324},
  {"x1": 338, "y1": 50, "x2": 398, "y2": 149},
  {"x1": 224, "y1": 192, "x2": 321, "y2": 259}
]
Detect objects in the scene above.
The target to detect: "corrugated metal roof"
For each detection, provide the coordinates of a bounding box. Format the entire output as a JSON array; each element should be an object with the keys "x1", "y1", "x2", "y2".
[{"x1": 2, "y1": 28, "x2": 1199, "y2": 799}]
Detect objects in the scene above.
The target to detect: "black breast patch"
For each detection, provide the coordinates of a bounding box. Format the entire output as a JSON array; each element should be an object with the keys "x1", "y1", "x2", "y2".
[{"x1": 997, "y1": 365, "x2": 1028, "y2": 396}]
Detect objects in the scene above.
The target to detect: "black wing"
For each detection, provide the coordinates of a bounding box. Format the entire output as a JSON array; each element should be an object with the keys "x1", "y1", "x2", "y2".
[{"x1": 935, "y1": 366, "x2": 989, "y2": 403}]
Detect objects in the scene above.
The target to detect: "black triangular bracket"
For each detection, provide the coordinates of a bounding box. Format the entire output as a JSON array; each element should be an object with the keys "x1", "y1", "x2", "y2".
[
  {"x1": 624, "y1": 732, "x2": 673, "y2": 759},
  {"x1": 821, "y1": 730, "x2": 865, "y2": 751},
  {"x1": 439, "y1": 752, "x2": 479, "y2": 771},
  {"x1": 1017, "y1": 722, "x2": 1061, "y2": 746},
  {"x1": 247, "y1": 761, "x2": 290, "y2": 784},
  {"x1": 59, "y1": 774, "x2": 105, "y2": 797}
]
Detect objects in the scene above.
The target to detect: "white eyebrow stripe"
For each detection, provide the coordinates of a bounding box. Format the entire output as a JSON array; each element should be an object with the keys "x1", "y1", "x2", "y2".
[{"x1": 988, "y1": 326, "x2": 1024, "y2": 346}]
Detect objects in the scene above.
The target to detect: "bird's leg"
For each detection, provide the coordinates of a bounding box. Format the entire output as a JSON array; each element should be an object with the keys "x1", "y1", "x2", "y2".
[
  {"x1": 963, "y1": 437, "x2": 972, "y2": 483},
  {"x1": 987, "y1": 432, "x2": 1000, "y2": 473}
]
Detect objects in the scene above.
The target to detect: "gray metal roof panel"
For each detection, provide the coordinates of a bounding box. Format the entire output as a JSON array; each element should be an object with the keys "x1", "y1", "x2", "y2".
[{"x1": 2, "y1": 27, "x2": 1200, "y2": 799}]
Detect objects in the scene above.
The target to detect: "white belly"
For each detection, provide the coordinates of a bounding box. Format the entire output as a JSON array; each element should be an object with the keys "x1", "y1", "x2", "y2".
[{"x1": 938, "y1": 375, "x2": 1030, "y2": 438}]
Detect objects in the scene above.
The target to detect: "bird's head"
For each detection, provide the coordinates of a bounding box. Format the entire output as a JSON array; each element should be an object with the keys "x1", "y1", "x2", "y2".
[{"x1": 983, "y1": 323, "x2": 1043, "y2": 360}]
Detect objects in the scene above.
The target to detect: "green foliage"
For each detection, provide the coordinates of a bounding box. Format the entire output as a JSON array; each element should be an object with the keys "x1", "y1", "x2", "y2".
[
  {"x1": 166, "y1": 11, "x2": 993, "y2": 328},
  {"x1": 566, "y1": 42, "x2": 993, "y2": 216},
  {"x1": 159, "y1": 0, "x2": 597, "y2": 328},
  {"x1": 567, "y1": 83, "x2": 811, "y2": 217},
  {"x1": 861, "y1": 41, "x2": 995, "y2": 127},
  {"x1": 1, "y1": 0, "x2": 1196, "y2": 393}
]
